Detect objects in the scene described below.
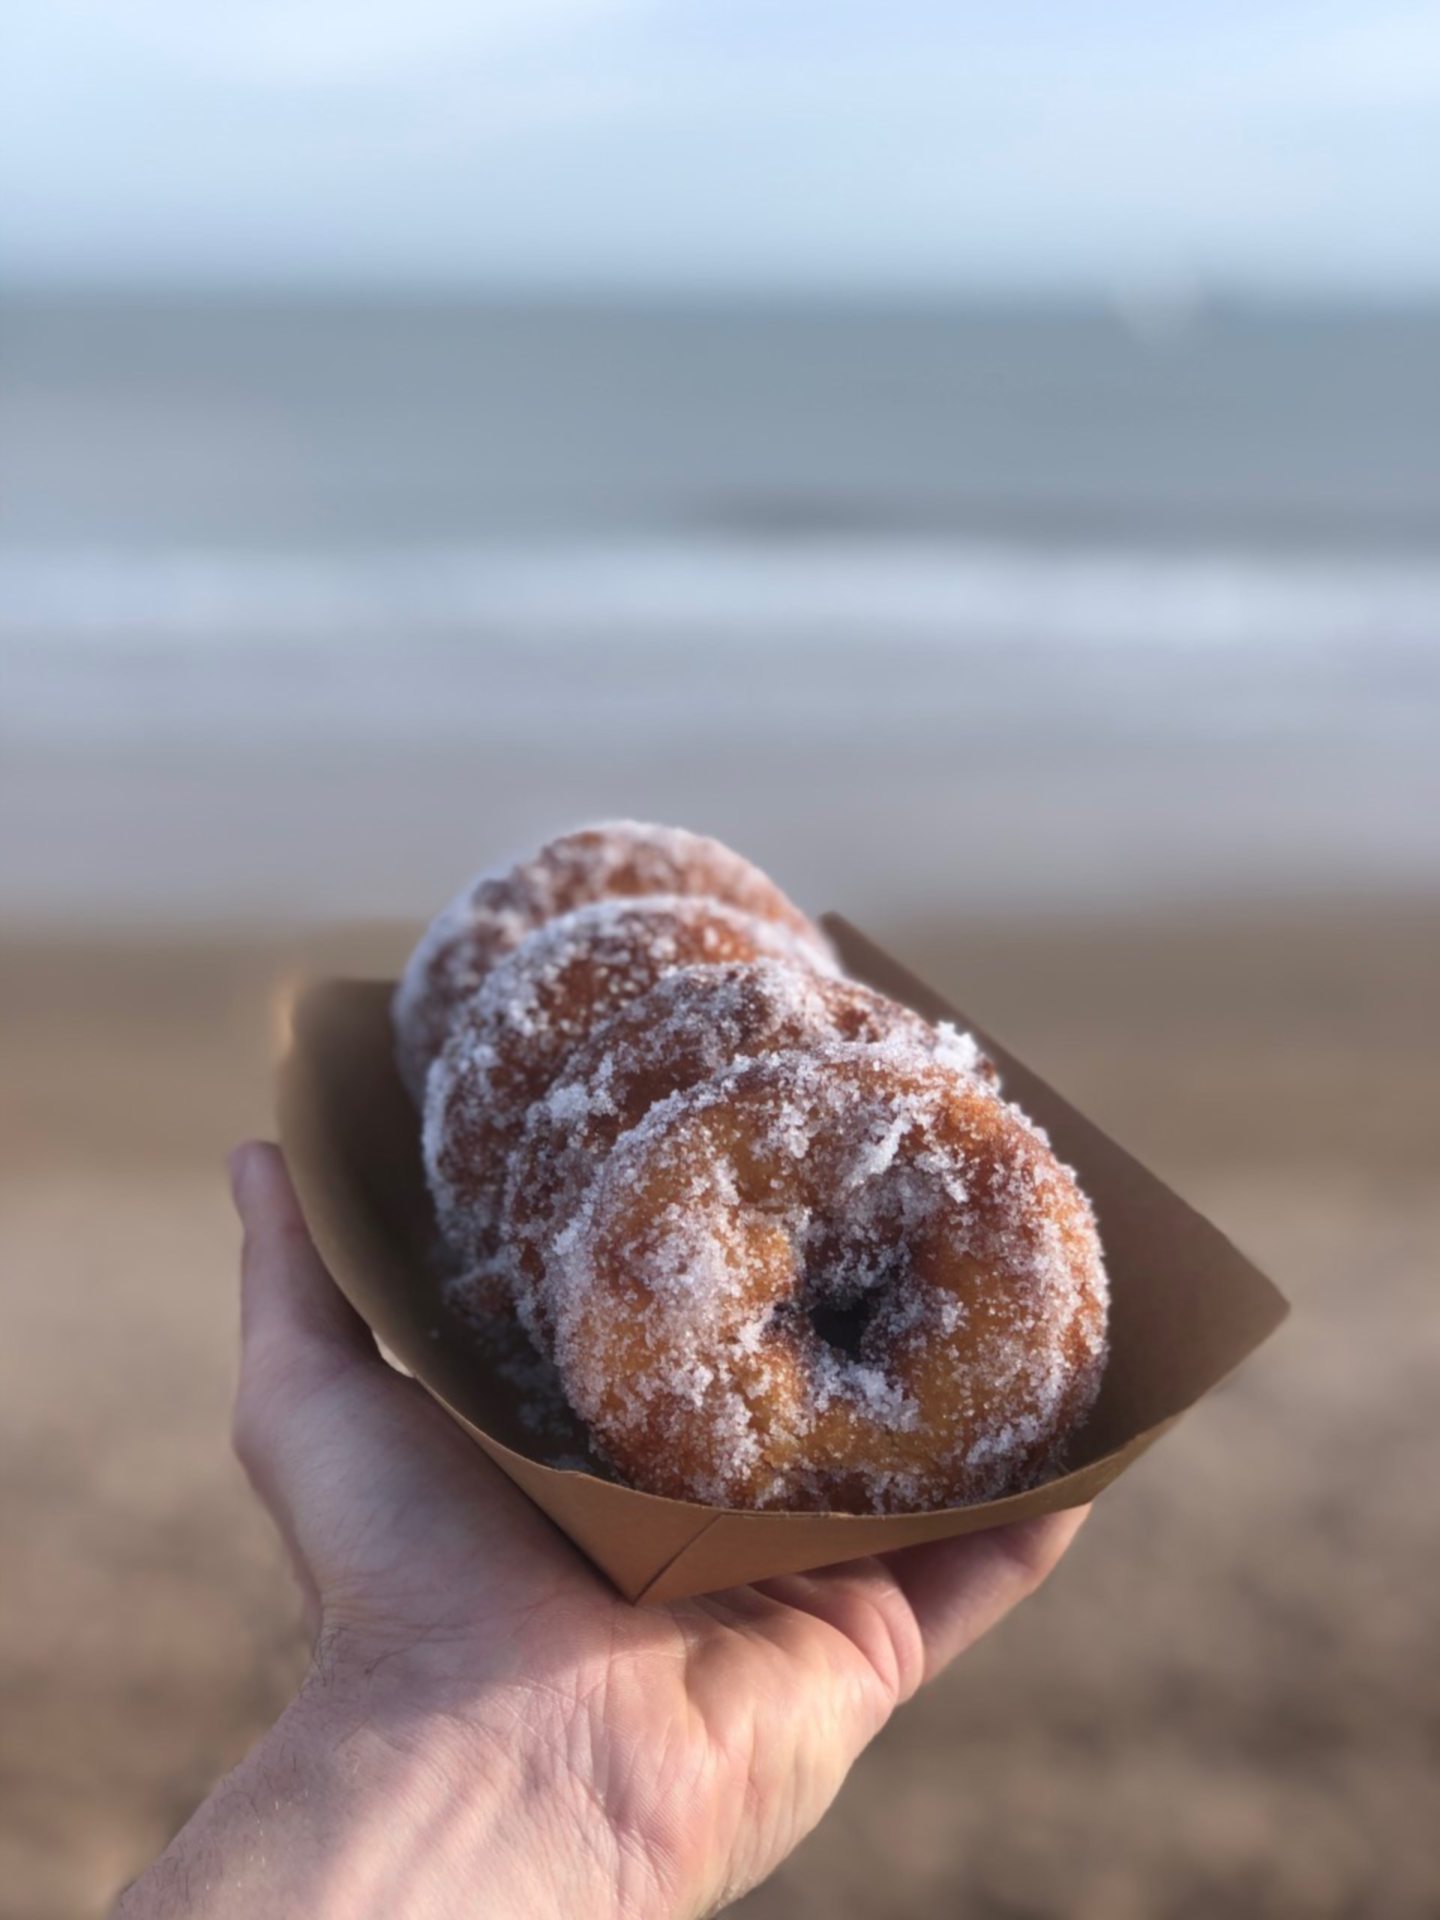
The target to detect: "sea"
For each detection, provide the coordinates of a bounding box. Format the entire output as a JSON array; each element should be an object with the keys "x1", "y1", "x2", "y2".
[{"x1": 3, "y1": 296, "x2": 1439, "y2": 925}]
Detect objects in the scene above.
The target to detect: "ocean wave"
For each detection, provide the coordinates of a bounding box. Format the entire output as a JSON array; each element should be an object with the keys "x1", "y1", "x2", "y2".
[{"x1": 3, "y1": 535, "x2": 1440, "y2": 652}]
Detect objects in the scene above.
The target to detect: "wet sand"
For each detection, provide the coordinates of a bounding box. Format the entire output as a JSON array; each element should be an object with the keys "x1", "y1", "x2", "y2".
[{"x1": 3, "y1": 901, "x2": 1438, "y2": 1918}]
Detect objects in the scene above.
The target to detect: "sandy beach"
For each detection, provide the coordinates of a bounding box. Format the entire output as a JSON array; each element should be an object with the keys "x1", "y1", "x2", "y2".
[{"x1": 4, "y1": 897, "x2": 1437, "y2": 1919}]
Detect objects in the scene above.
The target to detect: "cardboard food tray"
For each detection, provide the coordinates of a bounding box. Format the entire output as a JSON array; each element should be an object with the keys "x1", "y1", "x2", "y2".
[{"x1": 276, "y1": 915, "x2": 1288, "y2": 1605}]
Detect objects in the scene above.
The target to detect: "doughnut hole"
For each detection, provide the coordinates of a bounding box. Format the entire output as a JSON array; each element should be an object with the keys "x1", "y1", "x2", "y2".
[
  {"x1": 552, "y1": 1045, "x2": 1108, "y2": 1513},
  {"x1": 503, "y1": 959, "x2": 988, "y2": 1349}
]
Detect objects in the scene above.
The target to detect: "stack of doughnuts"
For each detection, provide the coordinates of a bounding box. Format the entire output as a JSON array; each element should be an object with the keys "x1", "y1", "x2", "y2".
[{"x1": 395, "y1": 821, "x2": 1108, "y2": 1513}]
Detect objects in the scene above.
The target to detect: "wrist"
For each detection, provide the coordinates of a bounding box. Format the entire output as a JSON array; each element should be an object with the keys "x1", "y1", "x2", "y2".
[{"x1": 116, "y1": 1643, "x2": 672, "y2": 1920}]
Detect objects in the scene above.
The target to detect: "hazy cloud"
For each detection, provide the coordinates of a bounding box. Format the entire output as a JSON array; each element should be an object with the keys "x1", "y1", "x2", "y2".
[{"x1": 3, "y1": 1, "x2": 1437, "y2": 292}]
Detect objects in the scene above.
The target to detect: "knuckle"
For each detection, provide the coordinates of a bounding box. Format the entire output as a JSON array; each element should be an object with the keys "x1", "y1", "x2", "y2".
[
  {"x1": 231, "y1": 1348, "x2": 301, "y2": 1473},
  {"x1": 991, "y1": 1516, "x2": 1066, "y2": 1595},
  {"x1": 234, "y1": 1337, "x2": 351, "y2": 1475},
  {"x1": 230, "y1": 1395, "x2": 267, "y2": 1476}
]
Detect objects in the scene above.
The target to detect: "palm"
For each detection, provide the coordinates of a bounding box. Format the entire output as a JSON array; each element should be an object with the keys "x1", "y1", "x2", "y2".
[{"x1": 234, "y1": 1144, "x2": 1084, "y2": 1915}]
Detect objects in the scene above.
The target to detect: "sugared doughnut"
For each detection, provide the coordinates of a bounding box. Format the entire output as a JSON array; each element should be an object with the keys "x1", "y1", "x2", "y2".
[
  {"x1": 548, "y1": 1044, "x2": 1108, "y2": 1512},
  {"x1": 424, "y1": 897, "x2": 831, "y2": 1292},
  {"x1": 393, "y1": 821, "x2": 829, "y2": 1100},
  {"x1": 438, "y1": 1271, "x2": 594, "y2": 1464},
  {"x1": 503, "y1": 960, "x2": 997, "y2": 1352}
]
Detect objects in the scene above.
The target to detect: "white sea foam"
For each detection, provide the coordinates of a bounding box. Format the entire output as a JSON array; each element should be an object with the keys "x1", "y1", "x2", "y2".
[
  {"x1": 6, "y1": 532, "x2": 1439, "y2": 929},
  {"x1": 3, "y1": 535, "x2": 1440, "y2": 654}
]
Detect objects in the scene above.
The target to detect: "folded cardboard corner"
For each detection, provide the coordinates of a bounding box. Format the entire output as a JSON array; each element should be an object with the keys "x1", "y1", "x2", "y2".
[{"x1": 275, "y1": 915, "x2": 1288, "y2": 1604}]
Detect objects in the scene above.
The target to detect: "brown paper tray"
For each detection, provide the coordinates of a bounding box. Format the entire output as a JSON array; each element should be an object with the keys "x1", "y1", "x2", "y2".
[{"x1": 275, "y1": 914, "x2": 1288, "y2": 1604}]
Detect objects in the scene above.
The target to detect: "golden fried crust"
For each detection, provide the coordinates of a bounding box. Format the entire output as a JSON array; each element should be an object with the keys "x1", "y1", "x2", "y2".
[
  {"x1": 503, "y1": 960, "x2": 996, "y2": 1353},
  {"x1": 424, "y1": 899, "x2": 831, "y2": 1288},
  {"x1": 550, "y1": 1045, "x2": 1109, "y2": 1514},
  {"x1": 393, "y1": 821, "x2": 830, "y2": 1100}
]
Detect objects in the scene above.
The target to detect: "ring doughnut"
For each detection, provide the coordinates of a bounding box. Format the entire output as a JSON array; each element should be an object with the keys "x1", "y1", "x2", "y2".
[
  {"x1": 503, "y1": 959, "x2": 997, "y2": 1352},
  {"x1": 393, "y1": 820, "x2": 828, "y2": 1100},
  {"x1": 424, "y1": 897, "x2": 831, "y2": 1291},
  {"x1": 548, "y1": 1044, "x2": 1108, "y2": 1512}
]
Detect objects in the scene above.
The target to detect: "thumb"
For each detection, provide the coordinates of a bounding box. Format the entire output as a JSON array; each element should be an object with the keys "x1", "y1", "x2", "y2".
[
  {"x1": 232, "y1": 1140, "x2": 377, "y2": 1387},
  {"x1": 228, "y1": 1140, "x2": 595, "y2": 1633},
  {"x1": 229, "y1": 1141, "x2": 390, "y2": 1624},
  {"x1": 231, "y1": 1139, "x2": 380, "y2": 1454}
]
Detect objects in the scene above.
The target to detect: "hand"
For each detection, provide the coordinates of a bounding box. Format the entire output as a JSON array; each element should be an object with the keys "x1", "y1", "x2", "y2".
[{"x1": 119, "y1": 1142, "x2": 1087, "y2": 1920}]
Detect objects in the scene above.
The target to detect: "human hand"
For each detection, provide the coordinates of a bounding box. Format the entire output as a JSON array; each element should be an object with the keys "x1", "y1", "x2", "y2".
[{"x1": 120, "y1": 1141, "x2": 1087, "y2": 1920}]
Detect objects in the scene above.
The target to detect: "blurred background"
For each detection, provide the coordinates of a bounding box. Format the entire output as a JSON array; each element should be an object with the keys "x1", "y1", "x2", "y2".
[{"x1": 3, "y1": 4, "x2": 1438, "y2": 1915}]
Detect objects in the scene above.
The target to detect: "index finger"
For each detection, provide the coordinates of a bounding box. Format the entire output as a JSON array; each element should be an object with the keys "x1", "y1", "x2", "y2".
[{"x1": 883, "y1": 1506, "x2": 1090, "y2": 1684}]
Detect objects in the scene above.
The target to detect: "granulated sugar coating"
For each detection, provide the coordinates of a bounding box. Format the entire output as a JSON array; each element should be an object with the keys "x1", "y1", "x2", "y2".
[
  {"x1": 549, "y1": 1043, "x2": 1109, "y2": 1513},
  {"x1": 392, "y1": 820, "x2": 830, "y2": 1100},
  {"x1": 406, "y1": 820, "x2": 1111, "y2": 1517},
  {"x1": 424, "y1": 897, "x2": 832, "y2": 1286},
  {"x1": 503, "y1": 959, "x2": 997, "y2": 1352}
]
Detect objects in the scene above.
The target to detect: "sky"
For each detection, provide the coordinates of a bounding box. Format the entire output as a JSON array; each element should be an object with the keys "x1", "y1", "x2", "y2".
[{"x1": 3, "y1": 0, "x2": 1439, "y2": 295}]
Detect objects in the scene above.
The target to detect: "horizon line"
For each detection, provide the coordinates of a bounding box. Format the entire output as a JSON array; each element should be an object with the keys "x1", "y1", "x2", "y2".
[{"x1": 8, "y1": 278, "x2": 1440, "y2": 314}]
